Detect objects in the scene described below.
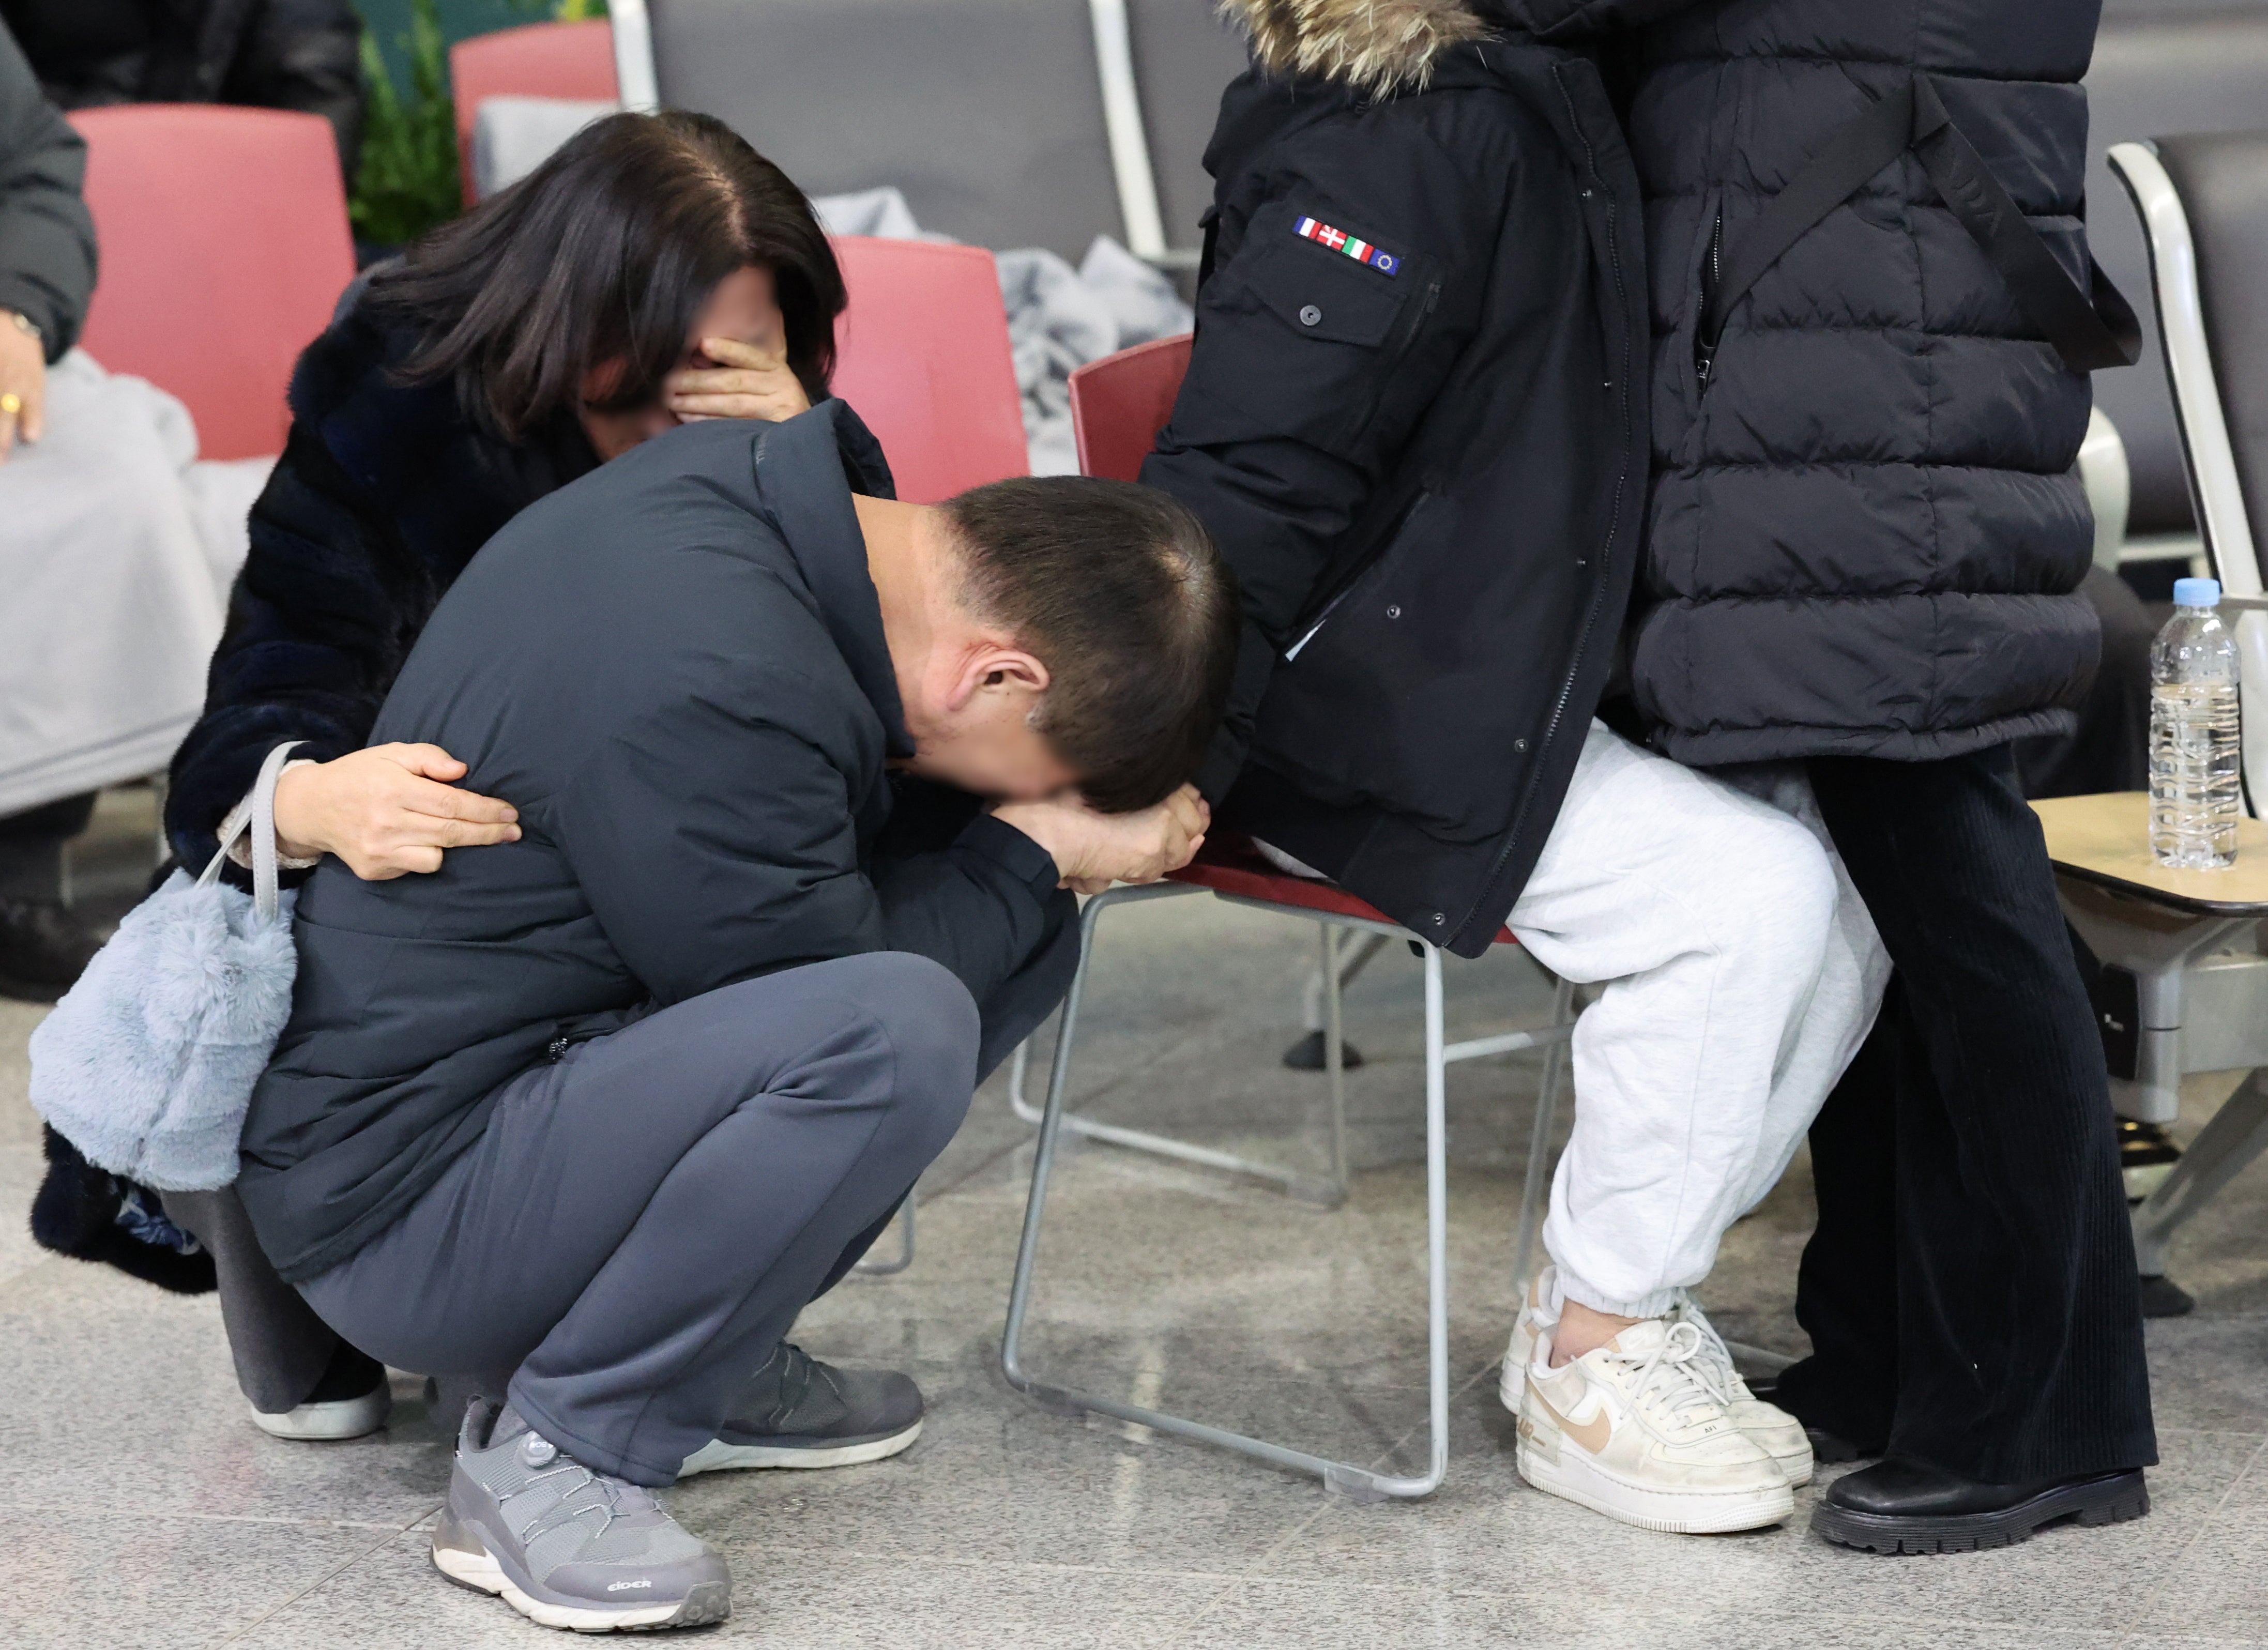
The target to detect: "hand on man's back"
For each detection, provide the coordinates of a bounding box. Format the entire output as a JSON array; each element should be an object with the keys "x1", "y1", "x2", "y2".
[{"x1": 995, "y1": 784, "x2": 1209, "y2": 895}]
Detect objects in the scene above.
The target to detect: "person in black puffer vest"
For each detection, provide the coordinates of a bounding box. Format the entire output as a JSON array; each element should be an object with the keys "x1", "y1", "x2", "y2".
[{"x1": 1500, "y1": 0, "x2": 2156, "y2": 1551}]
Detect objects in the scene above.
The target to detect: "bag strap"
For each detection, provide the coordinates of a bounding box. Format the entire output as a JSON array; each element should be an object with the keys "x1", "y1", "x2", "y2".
[
  {"x1": 194, "y1": 741, "x2": 306, "y2": 925},
  {"x1": 1699, "y1": 75, "x2": 2140, "y2": 376}
]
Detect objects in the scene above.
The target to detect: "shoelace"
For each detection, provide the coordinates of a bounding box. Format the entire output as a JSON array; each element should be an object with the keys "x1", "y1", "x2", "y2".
[
  {"x1": 1606, "y1": 1320, "x2": 1730, "y2": 1447},
  {"x1": 1670, "y1": 1295, "x2": 1746, "y2": 1409},
  {"x1": 498, "y1": 1453, "x2": 658, "y2": 1548}
]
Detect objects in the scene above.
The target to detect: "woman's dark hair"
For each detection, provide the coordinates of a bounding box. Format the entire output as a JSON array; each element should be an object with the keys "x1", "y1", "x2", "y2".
[{"x1": 366, "y1": 111, "x2": 843, "y2": 441}]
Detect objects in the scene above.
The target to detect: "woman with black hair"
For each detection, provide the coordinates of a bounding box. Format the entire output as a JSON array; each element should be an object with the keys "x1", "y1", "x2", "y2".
[
  {"x1": 170, "y1": 106, "x2": 857, "y2": 887},
  {"x1": 38, "y1": 110, "x2": 923, "y2": 1454}
]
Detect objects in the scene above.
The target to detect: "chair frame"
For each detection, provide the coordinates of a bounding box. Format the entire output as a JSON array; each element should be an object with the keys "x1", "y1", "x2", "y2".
[
  {"x1": 2111, "y1": 141, "x2": 2268, "y2": 795},
  {"x1": 606, "y1": 0, "x2": 1196, "y2": 269},
  {"x1": 2052, "y1": 141, "x2": 2268, "y2": 1296},
  {"x1": 999, "y1": 878, "x2": 1576, "y2": 1502}
]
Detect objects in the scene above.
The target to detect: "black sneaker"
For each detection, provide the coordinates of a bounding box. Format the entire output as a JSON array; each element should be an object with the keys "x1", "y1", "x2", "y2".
[
  {"x1": 1813, "y1": 1458, "x2": 2149, "y2": 1554},
  {"x1": 677, "y1": 1342, "x2": 923, "y2": 1476},
  {"x1": 251, "y1": 1340, "x2": 391, "y2": 1441},
  {"x1": 0, "y1": 897, "x2": 104, "y2": 1001}
]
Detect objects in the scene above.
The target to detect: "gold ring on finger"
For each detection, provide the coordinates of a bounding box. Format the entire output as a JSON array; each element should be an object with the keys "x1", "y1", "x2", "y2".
[{"x1": 0, "y1": 393, "x2": 19, "y2": 416}]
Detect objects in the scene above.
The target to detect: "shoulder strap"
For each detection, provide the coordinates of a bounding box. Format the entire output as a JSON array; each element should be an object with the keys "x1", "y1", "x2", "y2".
[
  {"x1": 1700, "y1": 75, "x2": 2140, "y2": 376},
  {"x1": 193, "y1": 740, "x2": 305, "y2": 926}
]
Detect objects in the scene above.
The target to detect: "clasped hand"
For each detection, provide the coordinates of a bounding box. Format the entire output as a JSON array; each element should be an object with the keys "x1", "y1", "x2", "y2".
[{"x1": 994, "y1": 784, "x2": 1210, "y2": 895}]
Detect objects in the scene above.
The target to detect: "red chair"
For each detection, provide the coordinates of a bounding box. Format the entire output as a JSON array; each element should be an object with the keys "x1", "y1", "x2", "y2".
[
  {"x1": 1068, "y1": 332, "x2": 1192, "y2": 482},
  {"x1": 449, "y1": 19, "x2": 619, "y2": 203},
  {"x1": 69, "y1": 106, "x2": 355, "y2": 463},
  {"x1": 828, "y1": 236, "x2": 1027, "y2": 504},
  {"x1": 1000, "y1": 340, "x2": 1578, "y2": 1501}
]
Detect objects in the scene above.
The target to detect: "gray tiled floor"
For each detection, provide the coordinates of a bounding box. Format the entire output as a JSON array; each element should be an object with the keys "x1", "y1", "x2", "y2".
[{"x1": 5, "y1": 791, "x2": 2267, "y2": 1648}]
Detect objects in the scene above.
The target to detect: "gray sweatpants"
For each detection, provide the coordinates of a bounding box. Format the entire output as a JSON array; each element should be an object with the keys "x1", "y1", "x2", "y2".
[{"x1": 300, "y1": 952, "x2": 980, "y2": 1485}]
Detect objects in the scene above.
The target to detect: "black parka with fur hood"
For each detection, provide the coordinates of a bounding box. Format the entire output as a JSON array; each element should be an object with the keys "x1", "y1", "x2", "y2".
[
  {"x1": 1146, "y1": 0, "x2": 1648, "y2": 957},
  {"x1": 1500, "y1": 0, "x2": 2109, "y2": 765}
]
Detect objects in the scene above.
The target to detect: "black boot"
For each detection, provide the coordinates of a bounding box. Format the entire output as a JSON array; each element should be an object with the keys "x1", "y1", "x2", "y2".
[
  {"x1": 1814, "y1": 1458, "x2": 2149, "y2": 1554},
  {"x1": 0, "y1": 896, "x2": 104, "y2": 1001}
]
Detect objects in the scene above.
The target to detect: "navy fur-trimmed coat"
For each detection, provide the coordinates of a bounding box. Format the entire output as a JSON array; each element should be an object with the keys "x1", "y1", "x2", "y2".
[{"x1": 162, "y1": 307, "x2": 603, "y2": 873}]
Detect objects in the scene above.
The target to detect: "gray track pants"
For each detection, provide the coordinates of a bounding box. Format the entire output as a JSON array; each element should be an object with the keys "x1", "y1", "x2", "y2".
[{"x1": 299, "y1": 952, "x2": 981, "y2": 1485}]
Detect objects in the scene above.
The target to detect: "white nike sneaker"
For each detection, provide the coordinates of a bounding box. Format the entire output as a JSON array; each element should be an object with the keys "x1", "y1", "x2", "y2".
[
  {"x1": 1669, "y1": 1292, "x2": 1813, "y2": 1487},
  {"x1": 1501, "y1": 1267, "x2": 1812, "y2": 1487},
  {"x1": 1498, "y1": 1269, "x2": 1556, "y2": 1413},
  {"x1": 1514, "y1": 1317, "x2": 1794, "y2": 1534}
]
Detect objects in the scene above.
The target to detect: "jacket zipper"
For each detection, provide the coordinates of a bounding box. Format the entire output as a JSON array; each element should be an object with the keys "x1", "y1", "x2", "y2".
[
  {"x1": 1452, "y1": 72, "x2": 1637, "y2": 950},
  {"x1": 1694, "y1": 207, "x2": 1724, "y2": 392},
  {"x1": 1281, "y1": 277, "x2": 1444, "y2": 659},
  {"x1": 1285, "y1": 486, "x2": 1430, "y2": 660}
]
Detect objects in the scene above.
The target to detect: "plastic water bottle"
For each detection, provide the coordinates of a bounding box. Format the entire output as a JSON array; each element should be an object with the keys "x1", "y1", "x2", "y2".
[{"x1": 2149, "y1": 576, "x2": 2242, "y2": 869}]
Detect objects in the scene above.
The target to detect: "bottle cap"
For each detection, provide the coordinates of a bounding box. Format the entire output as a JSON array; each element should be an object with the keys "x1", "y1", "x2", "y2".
[{"x1": 2174, "y1": 577, "x2": 2223, "y2": 608}]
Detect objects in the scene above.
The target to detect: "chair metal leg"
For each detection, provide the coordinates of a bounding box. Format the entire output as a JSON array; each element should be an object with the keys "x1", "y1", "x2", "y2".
[
  {"x1": 1000, "y1": 917, "x2": 1451, "y2": 1500},
  {"x1": 1321, "y1": 923, "x2": 1350, "y2": 1195},
  {"x1": 1301, "y1": 929, "x2": 1390, "y2": 1033},
  {"x1": 1511, "y1": 973, "x2": 1576, "y2": 1296},
  {"x1": 852, "y1": 1195, "x2": 916, "y2": 1277},
  {"x1": 1005, "y1": 884, "x2": 1346, "y2": 1205},
  {"x1": 1001, "y1": 888, "x2": 1576, "y2": 1500},
  {"x1": 2132, "y1": 1067, "x2": 2268, "y2": 1277}
]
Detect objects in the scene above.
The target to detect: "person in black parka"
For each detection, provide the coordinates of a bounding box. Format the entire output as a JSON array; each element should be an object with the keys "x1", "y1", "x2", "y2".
[
  {"x1": 1152, "y1": 0, "x2": 1896, "y2": 1536},
  {"x1": 1499, "y1": 0, "x2": 2157, "y2": 1550}
]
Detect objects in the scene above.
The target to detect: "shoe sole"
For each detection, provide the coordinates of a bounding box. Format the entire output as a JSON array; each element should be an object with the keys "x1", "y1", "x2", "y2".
[
  {"x1": 432, "y1": 1533, "x2": 729, "y2": 1632},
  {"x1": 1515, "y1": 1438, "x2": 1795, "y2": 1535},
  {"x1": 250, "y1": 1389, "x2": 391, "y2": 1442},
  {"x1": 1810, "y1": 1470, "x2": 2150, "y2": 1555},
  {"x1": 677, "y1": 1417, "x2": 922, "y2": 1477},
  {"x1": 1772, "y1": 1446, "x2": 1814, "y2": 1489}
]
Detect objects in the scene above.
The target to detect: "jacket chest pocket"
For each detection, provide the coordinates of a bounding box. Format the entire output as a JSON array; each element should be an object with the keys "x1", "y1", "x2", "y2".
[{"x1": 1173, "y1": 212, "x2": 1425, "y2": 458}]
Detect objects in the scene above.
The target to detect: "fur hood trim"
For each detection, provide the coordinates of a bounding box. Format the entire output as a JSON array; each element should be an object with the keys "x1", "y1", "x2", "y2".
[{"x1": 1216, "y1": 0, "x2": 1495, "y2": 96}]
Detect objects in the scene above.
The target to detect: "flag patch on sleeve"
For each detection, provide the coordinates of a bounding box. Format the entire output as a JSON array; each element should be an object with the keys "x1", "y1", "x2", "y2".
[{"x1": 1294, "y1": 216, "x2": 1400, "y2": 276}]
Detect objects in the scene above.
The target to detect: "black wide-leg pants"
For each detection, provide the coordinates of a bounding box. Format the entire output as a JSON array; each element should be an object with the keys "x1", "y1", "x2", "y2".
[{"x1": 1775, "y1": 746, "x2": 2157, "y2": 1483}]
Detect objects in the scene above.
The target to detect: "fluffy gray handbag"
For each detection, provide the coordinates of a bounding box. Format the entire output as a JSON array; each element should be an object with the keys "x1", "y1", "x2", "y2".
[{"x1": 29, "y1": 741, "x2": 306, "y2": 1191}]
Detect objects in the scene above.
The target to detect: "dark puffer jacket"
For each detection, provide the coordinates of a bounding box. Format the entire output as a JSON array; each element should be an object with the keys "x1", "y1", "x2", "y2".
[{"x1": 1503, "y1": 0, "x2": 2107, "y2": 765}]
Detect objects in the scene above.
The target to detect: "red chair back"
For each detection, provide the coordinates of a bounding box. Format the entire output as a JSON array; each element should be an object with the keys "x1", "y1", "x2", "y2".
[
  {"x1": 1067, "y1": 333, "x2": 1193, "y2": 482},
  {"x1": 449, "y1": 20, "x2": 620, "y2": 204},
  {"x1": 69, "y1": 105, "x2": 356, "y2": 462},
  {"x1": 828, "y1": 237, "x2": 1026, "y2": 503}
]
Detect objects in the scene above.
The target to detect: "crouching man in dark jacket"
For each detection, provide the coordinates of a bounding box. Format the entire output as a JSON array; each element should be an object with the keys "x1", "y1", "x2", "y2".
[
  {"x1": 1148, "y1": 1, "x2": 1888, "y2": 1537},
  {"x1": 236, "y1": 405, "x2": 1237, "y2": 1633}
]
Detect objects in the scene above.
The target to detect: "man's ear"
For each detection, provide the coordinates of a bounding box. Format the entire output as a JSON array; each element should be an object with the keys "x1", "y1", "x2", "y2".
[{"x1": 946, "y1": 642, "x2": 1051, "y2": 713}]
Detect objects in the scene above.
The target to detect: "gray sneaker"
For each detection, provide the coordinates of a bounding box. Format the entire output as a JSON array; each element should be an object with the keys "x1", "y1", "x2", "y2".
[
  {"x1": 677, "y1": 1342, "x2": 924, "y2": 1476},
  {"x1": 432, "y1": 1400, "x2": 730, "y2": 1632}
]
